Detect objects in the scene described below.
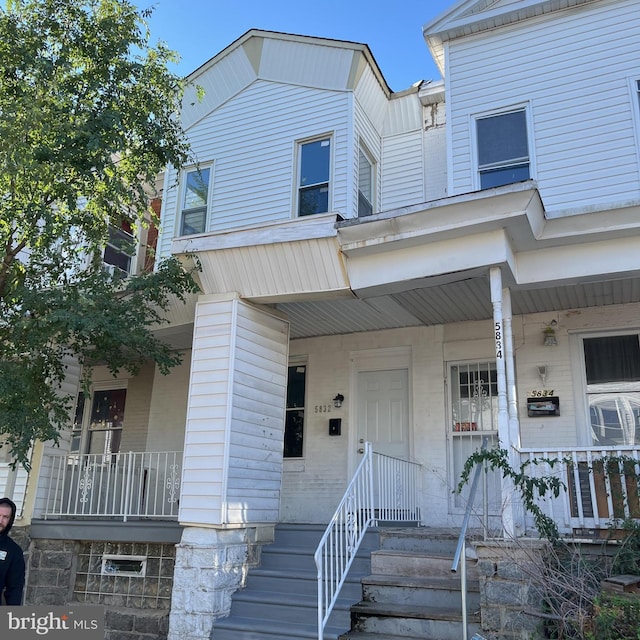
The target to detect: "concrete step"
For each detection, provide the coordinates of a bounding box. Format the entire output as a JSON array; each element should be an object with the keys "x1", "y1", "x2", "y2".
[
  {"x1": 260, "y1": 545, "x2": 373, "y2": 575},
  {"x1": 211, "y1": 616, "x2": 344, "y2": 640},
  {"x1": 246, "y1": 568, "x2": 364, "y2": 601},
  {"x1": 211, "y1": 523, "x2": 378, "y2": 640},
  {"x1": 340, "y1": 633, "x2": 416, "y2": 640},
  {"x1": 228, "y1": 589, "x2": 353, "y2": 627},
  {"x1": 362, "y1": 573, "x2": 481, "y2": 611},
  {"x1": 371, "y1": 549, "x2": 479, "y2": 579},
  {"x1": 349, "y1": 601, "x2": 482, "y2": 640}
]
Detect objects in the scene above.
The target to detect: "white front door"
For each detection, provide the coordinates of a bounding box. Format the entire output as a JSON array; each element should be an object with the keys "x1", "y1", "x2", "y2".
[{"x1": 356, "y1": 369, "x2": 410, "y2": 459}]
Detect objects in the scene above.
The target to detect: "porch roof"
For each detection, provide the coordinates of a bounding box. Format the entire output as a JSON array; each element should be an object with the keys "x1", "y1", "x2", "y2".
[{"x1": 171, "y1": 182, "x2": 640, "y2": 339}]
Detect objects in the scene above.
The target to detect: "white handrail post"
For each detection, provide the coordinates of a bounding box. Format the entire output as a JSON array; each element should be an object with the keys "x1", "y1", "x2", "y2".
[
  {"x1": 461, "y1": 537, "x2": 468, "y2": 640},
  {"x1": 123, "y1": 451, "x2": 134, "y2": 523},
  {"x1": 366, "y1": 442, "x2": 374, "y2": 523}
]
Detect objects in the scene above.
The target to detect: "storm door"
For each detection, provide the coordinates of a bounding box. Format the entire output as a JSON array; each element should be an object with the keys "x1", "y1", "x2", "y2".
[{"x1": 449, "y1": 361, "x2": 501, "y2": 516}]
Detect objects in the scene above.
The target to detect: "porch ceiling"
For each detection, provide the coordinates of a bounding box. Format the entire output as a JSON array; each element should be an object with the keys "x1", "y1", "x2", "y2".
[{"x1": 278, "y1": 275, "x2": 640, "y2": 339}]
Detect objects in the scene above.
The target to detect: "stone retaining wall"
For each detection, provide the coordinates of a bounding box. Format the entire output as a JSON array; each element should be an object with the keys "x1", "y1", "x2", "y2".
[{"x1": 475, "y1": 540, "x2": 549, "y2": 640}]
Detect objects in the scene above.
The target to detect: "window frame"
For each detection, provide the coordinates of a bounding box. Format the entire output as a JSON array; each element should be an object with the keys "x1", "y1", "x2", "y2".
[
  {"x1": 628, "y1": 77, "x2": 640, "y2": 164},
  {"x1": 357, "y1": 142, "x2": 376, "y2": 218},
  {"x1": 103, "y1": 225, "x2": 136, "y2": 278},
  {"x1": 295, "y1": 135, "x2": 332, "y2": 218},
  {"x1": 284, "y1": 360, "x2": 307, "y2": 459},
  {"x1": 71, "y1": 381, "x2": 128, "y2": 461},
  {"x1": 472, "y1": 104, "x2": 534, "y2": 191},
  {"x1": 572, "y1": 330, "x2": 640, "y2": 447},
  {"x1": 178, "y1": 164, "x2": 212, "y2": 236}
]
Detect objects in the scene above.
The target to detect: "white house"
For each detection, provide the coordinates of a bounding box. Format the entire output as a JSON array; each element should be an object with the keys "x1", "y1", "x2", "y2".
[{"x1": 9, "y1": 1, "x2": 640, "y2": 639}]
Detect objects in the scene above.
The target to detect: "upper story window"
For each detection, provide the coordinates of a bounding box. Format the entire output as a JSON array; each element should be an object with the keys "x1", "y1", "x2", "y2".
[
  {"x1": 297, "y1": 137, "x2": 330, "y2": 217},
  {"x1": 476, "y1": 108, "x2": 530, "y2": 189},
  {"x1": 358, "y1": 145, "x2": 375, "y2": 217},
  {"x1": 583, "y1": 334, "x2": 640, "y2": 446},
  {"x1": 103, "y1": 225, "x2": 135, "y2": 278},
  {"x1": 180, "y1": 166, "x2": 211, "y2": 235}
]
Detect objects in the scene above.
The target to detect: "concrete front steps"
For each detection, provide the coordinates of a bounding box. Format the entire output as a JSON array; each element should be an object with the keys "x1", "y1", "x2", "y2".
[
  {"x1": 340, "y1": 528, "x2": 482, "y2": 640},
  {"x1": 210, "y1": 523, "x2": 380, "y2": 640}
]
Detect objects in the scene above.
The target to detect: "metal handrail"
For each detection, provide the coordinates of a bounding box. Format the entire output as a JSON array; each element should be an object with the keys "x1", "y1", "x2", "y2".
[
  {"x1": 315, "y1": 443, "x2": 421, "y2": 640},
  {"x1": 315, "y1": 443, "x2": 375, "y2": 640},
  {"x1": 451, "y1": 436, "x2": 488, "y2": 640}
]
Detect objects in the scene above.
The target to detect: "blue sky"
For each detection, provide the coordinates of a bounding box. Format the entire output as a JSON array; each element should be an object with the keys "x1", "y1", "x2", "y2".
[{"x1": 137, "y1": 0, "x2": 455, "y2": 91}]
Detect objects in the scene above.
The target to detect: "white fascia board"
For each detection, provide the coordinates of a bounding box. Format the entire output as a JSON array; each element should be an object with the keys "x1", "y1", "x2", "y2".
[
  {"x1": 337, "y1": 182, "x2": 544, "y2": 255},
  {"x1": 346, "y1": 228, "x2": 513, "y2": 294},
  {"x1": 171, "y1": 212, "x2": 339, "y2": 254},
  {"x1": 514, "y1": 235, "x2": 640, "y2": 286}
]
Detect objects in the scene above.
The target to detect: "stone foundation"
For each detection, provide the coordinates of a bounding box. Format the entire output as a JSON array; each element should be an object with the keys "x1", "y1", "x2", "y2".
[
  {"x1": 167, "y1": 525, "x2": 273, "y2": 640},
  {"x1": 475, "y1": 540, "x2": 549, "y2": 640},
  {"x1": 26, "y1": 535, "x2": 177, "y2": 640}
]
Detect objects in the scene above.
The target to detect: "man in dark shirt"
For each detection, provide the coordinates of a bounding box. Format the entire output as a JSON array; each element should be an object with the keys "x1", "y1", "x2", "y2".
[{"x1": 0, "y1": 497, "x2": 25, "y2": 605}]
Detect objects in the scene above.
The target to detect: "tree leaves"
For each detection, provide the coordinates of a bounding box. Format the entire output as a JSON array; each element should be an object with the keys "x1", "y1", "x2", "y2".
[{"x1": 0, "y1": 0, "x2": 198, "y2": 467}]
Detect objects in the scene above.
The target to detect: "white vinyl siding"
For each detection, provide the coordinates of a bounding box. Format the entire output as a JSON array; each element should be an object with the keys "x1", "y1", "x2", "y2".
[
  {"x1": 447, "y1": 0, "x2": 640, "y2": 216},
  {"x1": 179, "y1": 297, "x2": 289, "y2": 526},
  {"x1": 354, "y1": 98, "x2": 382, "y2": 218},
  {"x1": 158, "y1": 81, "x2": 350, "y2": 260},
  {"x1": 381, "y1": 131, "x2": 425, "y2": 211}
]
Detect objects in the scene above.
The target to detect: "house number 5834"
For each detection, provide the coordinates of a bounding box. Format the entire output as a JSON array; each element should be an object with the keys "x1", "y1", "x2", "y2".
[{"x1": 495, "y1": 321, "x2": 503, "y2": 359}]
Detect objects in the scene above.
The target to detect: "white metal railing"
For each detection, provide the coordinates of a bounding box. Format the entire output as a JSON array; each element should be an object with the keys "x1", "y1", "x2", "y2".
[
  {"x1": 41, "y1": 451, "x2": 182, "y2": 521},
  {"x1": 519, "y1": 446, "x2": 640, "y2": 535},
  {"x1": 314, "y1": 444, "x2": 421, "y2": 640}
]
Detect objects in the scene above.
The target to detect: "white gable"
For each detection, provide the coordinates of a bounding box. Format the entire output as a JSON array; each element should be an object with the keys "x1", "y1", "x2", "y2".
[
  {"x1": 180, "y1": 30, "x2": 390, "y2": 132},
  {"x1": 423, "y1": 0, "x2": 600, "y2": 75}
]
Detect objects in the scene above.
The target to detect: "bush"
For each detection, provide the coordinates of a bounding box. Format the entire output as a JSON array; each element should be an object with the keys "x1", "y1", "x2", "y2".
[{"x1": 585, "y1": 594, "x2": 640, "y2": 640}]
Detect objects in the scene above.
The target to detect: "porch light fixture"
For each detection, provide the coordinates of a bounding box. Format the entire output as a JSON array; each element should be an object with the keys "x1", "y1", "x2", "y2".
[
  {"x1": 537, "y1": 365, "x2": 548, "y2": 387},
  {"x1": 333, "y1": 394, "x2": 344, "y2": 408},
  {"x1": 543, "y1": 320, "x2": 558, "y2": 347}
]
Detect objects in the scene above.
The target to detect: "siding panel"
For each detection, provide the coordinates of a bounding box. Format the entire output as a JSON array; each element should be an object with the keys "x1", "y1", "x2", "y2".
[
  {"x1": 179, "y1": 298, "x2": 289, "y2": 526},
  {"x1": 159, "y1": 81, "x2": 350, "y2": 260},
  {"x1": 447, "y1": 0, "x2": 640, "y2": 214}
]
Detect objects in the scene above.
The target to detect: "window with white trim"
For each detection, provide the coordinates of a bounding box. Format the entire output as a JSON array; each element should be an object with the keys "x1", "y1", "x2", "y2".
[
  {"x1": 358, "y1": 145, "x2": 375, "y2": 217},
  {"x1": 103, "y1": 224, "x2": 135, "y2": 278},
  {"x1": 582, "y1": 334, "x2": 640, "y2": 446},
  {"x1": 284, "y1": 364, "x2": 306, "y2": 458},
  {"x1": 476, "y1": 108, "x2": 530, "y2": 189},
  {"x1": 179, "y1": 166, "x2": 211, "y2": 235},
  {"x1": 297, "y1": 137, "x2": 331, "y2": 216}
]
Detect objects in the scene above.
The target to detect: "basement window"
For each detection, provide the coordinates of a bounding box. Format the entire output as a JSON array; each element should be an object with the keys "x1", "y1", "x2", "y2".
[{"x1": 101, "y1": 555, "x2": 147, "y2": 577}]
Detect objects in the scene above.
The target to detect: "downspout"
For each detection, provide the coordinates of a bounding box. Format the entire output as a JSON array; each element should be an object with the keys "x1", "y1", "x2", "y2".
[{"x1": 489, "y1": 267, "x2": 515, "y2": 538}]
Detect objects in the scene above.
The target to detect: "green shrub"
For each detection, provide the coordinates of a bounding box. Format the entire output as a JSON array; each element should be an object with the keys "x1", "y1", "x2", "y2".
[{"x1": 585, "y1": 594, "x2": 640, "y2": 640}]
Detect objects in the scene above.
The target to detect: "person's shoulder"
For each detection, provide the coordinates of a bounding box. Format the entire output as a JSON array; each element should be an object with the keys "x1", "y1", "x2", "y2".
[{"x1": 0, "y1": 535, "x2": 24, "y2": 553}]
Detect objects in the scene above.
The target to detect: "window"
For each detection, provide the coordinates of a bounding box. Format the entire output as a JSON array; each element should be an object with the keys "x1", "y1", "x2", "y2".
[
  {"x1": 476, "y1": 108, "x2": 530, "y2": 189},
  {"x1": 297, "y1": 138, "x2": 330, "y2": 216},
  {"x1": 358, "y1": 146, "x2": 374, "y2": 217},
  {"x1": 284, "y1": 364, "x2": 306, "y2": 457},
  {"x1": 72, "y1": 388, "x2": 127, "y2": 459},
  {"x1": 103, "y1": 225, "x2": 135, "y2": 278},
  {"x1": 180, "y1": 166, "x2": 211, "y2": 235},
  {"x1": 583, "y1": 334, "x2": 640, "y2": 446}
]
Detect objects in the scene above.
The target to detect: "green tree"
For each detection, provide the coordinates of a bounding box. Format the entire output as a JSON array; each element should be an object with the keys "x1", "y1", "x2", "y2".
[{"x1": 0, "y1": 0, "x2": 200, "y2": 468}]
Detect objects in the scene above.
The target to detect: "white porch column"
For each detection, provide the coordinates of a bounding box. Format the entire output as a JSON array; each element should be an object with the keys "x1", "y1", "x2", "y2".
[
  {"x1": 168, "y1": 293, "x2": 290, "y2": 640},
  {"x1": 502, "y1": 287, "x2": 525, "y2": 535},
  {"x1": 489, "y1": 267, "x2": 516, "y2": 538}
]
